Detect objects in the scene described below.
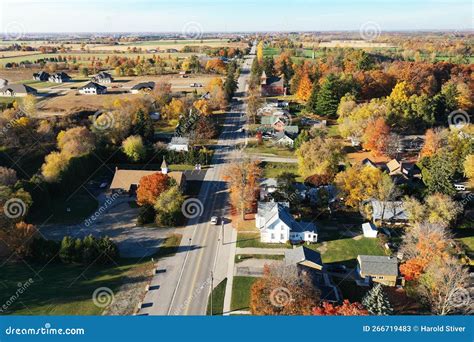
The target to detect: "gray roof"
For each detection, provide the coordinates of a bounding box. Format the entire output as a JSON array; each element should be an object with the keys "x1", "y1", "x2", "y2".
[
  {"x1": 260, "y1": 178, "x2": 278, "y2": 188},
  {"x1": 131, "y1": 81, "x2": 155, "y2": 90},
  {"x1": 285, "y1": 246, "x2": 323, "y2": 267},
  {"x1": 274, "y1": 131, "x2": 293, "y2": 142},
  {"x1": 371, "y1": 200, "x2": 407, "y2": 221},
  {"x1": 79, "y1": 82, "x2": 107, "y2": 91},
  {"x1": 0, "y1": 84, "x2": 37, "y2": 94},
  {"x1": 284, "y1": 125, "x2": 299, "y2": 134},
  {"x1": 170, "y1": 137, "x2": 189, "y2": 145},
  {"x1": 358, "y1": 255, "x2": 398, "y2": 276}
]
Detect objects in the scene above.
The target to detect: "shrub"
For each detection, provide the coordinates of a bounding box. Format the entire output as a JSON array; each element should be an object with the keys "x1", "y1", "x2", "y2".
[{"x1": 137, "y1": 205, "x2": 155, "y2": 225}]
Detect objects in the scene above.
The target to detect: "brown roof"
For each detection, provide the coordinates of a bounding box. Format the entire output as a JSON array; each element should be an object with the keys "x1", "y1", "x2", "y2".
[
  {"x1": 110, "y1": 169, "x2": 184, "y2": 191},
  {"x1": 386, "y1": 159, "x2": 401, "y2": 174}
]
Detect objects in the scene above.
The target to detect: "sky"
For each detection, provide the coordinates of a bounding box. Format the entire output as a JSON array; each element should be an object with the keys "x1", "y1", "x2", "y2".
[{"x1": 0, "y1": 0, "x2": 472, "y2": 33}]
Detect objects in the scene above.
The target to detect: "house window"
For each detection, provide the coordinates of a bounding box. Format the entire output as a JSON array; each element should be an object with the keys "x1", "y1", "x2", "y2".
[
  {"x1": 280, "y1": 234, "x2": 284, "y2": 240},
  {"x1": 271, "y1": 234, "x2": 275, "y2": 239}
]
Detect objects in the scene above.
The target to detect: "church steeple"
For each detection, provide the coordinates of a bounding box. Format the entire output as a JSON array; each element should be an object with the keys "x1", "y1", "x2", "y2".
[{"x1": 161, "y1": 158, "x2": 168, "y2": 174}]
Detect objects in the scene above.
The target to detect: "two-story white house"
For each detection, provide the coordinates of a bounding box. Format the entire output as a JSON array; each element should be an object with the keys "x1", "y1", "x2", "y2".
[{"x1": 256, "y1": 202, "x2": 318, "y2": 244}]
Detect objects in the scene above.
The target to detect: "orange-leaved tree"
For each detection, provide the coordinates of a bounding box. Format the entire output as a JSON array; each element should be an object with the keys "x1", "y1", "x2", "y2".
[
  {"x1": 224, "y1": 160, "x2": 262, "y2": 220},
  {"x1": 137, "y1": 173, "x2": 170, "y2": 206},
  {"x1": 313, "y1": 300, "x2": 368, "y2": 316},
  {"x1": 362, "y1": 117, "x2": 390, "y2": 157},
  {"x1": 250, "y1": 264, "x2": 320, "y2": 315},
  {"x1": 296, "y1": 72, "x2": 312, "y2": 102}
]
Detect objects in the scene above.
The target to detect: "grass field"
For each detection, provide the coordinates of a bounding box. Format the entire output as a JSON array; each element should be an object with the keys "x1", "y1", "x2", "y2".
[
  {"x1": 245, "y1": 143, "x2": 295, "y2": 158},
  {"x1": 235, "y1": 254, "x2": 284, "y2": 263},
  {"x1": 0, "y1": 233, "x2": 181, "y2": 315},
  {"x1": 308, "y1": 237, "x2": 387, "y2": 266},
  {"x1": 231, "y1": 276, "x2": 259, "y2": 312},
  {"x1": 206, "y1": 278, "x2": 227, "y2": 315},
  {"x1": 262, "y1": 162, "x2": 300, "y2": 180},
  {"x1": 236, "y1": 233, "x2": 292, "y2": 249}
]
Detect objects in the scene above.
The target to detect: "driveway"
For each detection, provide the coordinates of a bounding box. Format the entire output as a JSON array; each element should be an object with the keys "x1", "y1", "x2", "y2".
[{"x1": 40, "y1": 199, "x2": 175, "y2": 258}]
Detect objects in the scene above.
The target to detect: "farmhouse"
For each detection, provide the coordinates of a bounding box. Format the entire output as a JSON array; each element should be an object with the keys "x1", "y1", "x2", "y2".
[
  {"x1": 0, "y1": 84, "x2": 37, "y2": 97},
  {"x1": 110, "y1": 162, "x2": 186, "y2": 195},
  {"x1": 260, "y1": 71, "x2": 286, "y2": 96},
  {"x1": 33, "y1": 71, "x2": 50, "y2": 81},
  {"x1": 131, "y1": 82, "x2": 155, "y2": 94},
  {"x1": 168, "y1": 137, "x2": 190, "y2": 152},
  {"x1": 285, "y1": 246, "x2": 324, "y2": 271},
  {"x1": 92, "y1": 72, "x2": 113, "y2": 84},
  {"x1": 356, "y1": 255, "x2": 398, "y2": 286},
  {"x1": 48, "y1": 72, "x2": 71, "y2": 83},
  {"x1": 257, "y1": 202, "x2": 318, "y2": 244},
  {"x1": 78, "y1": 82, "x2": 107, "y2": 95}
]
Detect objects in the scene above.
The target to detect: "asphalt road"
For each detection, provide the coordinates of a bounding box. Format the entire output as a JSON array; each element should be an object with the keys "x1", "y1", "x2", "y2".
[
  {"x1": 138, "y1": 48, "x2": 255, "y2": 316},
  {"x1": 166, "y1": 54, "x2": 254, "y2": 315}
]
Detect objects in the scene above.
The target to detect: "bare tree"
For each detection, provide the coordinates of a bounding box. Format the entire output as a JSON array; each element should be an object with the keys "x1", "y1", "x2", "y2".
[{"x1": 417, "y1": 257, "x2": 470, "y2": 315}]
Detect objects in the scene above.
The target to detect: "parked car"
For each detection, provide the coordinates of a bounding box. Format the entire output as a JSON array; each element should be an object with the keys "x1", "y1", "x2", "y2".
[
  {"x1": 454, "y1": 184, "x2": 467, "y2": 191},
  {"x1": 210, "y1": 216, "x2": 219, "y2": 225}
]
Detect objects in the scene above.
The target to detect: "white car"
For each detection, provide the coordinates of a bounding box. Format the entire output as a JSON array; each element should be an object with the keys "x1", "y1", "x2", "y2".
[{"x1": 210, "y1": 216, "x2": 219, "y2": 225}]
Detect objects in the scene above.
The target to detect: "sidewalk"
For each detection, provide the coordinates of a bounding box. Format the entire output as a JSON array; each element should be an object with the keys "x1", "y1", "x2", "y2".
[
  {"x1": 222, "y1": 228, "x2": 237, "y2": 316},
  {"x1": 235, "y1": 247, "x2": 288, "y2": 255}
]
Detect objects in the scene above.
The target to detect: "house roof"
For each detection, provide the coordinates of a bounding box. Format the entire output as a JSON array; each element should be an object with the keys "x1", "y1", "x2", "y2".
[
  {"x1": 274, "y1": 131, "x2": 293, "y2": 142},
  {"x1": 79, "y1": 82, "x2": 107, "y2": 91},
  {"x1": 386, "y1": 159, "x2": 401, "y2": 174},
  {"x1": 370, "y1": 200, "x2": 407, "y2": 221},
  {"x1": 261, "y1": 116, "x2": 280, "y2": 125},
  {"x1": 34, "y1": 71, "x2": 49, "y2": 78},
  {"x1": 264, "y1": 75, "x2": 284, "y2": 87},
  {"x1": 260, "y1": 178, "x2": 278, "y2": 188},
  {"x1": 96, "y1": 71, "x2": 112, "y2": 78},
  {"x1": 0, "y1": 84, "x2": 37, "y2": 94},
  {"x1": 131, "y1": 82, "x2": 155, "y2": 90},
  {"x1": 284, "y1": 125, "x2": 299, "y2": 134},
  {"x1": 50, "y1": 72, "x2": 70, "y2": 79},
  {"x1": 362, "y1": 222, "x2": 378, "y2": 235},
  {"x1": 361, "y1": 158, "x2": 377, "y2": 168},
  {"x1": 285, "y1": 246, "x2": 323, "y2": 267},
  {"x1": 358, "y1": 255, "x2": 398, "y2": 276},
  {"x1": 110, "y1": 169, "x2": 184, "y2": 191},
  {"x1": 170, "y1": 137, "x2": 189, "y2": 145},
  {"x1": 260, "y1": 202, "x2": 317, "y2": 234}
]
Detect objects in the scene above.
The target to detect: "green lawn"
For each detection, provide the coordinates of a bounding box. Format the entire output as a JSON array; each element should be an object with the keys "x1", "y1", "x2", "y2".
[
  {"x1": 231, "y1": 276, "x2": 259, "y2": 311},
  {"x1": 245, "y1": 143, "x2": 295, "y2": 158},
  {"x1": 308, "y1": 237, "x2": 387, "y2": 267},
  {"x1": 262, "y1": 162, "x2": 301, "y2": 181},
  {"x1": 236, "y1": 233, "x2": 292, "y2": 249},
  {"x1": 29, "y1": 189, "x2": 98, "y2": 225},
  {"x1": 235, "y1": 254, "x2": 284, "y2": 263},
  {"x1": 206, "y1": 278, "x2": 227, "y2": 315},
  {"x1": 0, "y1": 234, "x2": 181, "y2": 315}
]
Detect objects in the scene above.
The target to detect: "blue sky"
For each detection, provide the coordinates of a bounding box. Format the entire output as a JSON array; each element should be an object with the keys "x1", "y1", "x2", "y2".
[{"x1": 1, "y1": 0, "x2": 472, "y2": 33}]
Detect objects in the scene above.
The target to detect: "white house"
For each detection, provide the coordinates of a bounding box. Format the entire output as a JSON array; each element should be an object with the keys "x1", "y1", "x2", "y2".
[
  {"x1": 273, "y1": 132, "x2": 294, "y2": 147},
  {"x1": 362, "y1": 222, "x2": 378, "y2": 238},
  {"x1": 92, "y1": 72, "x2": 113, "y2": 84},
  {"x1": 0, "y1": 84, "x2": 37, "y2": 97},
  {"x1": 131, "y1": 81, "x2": 155, "y2": 94},
  {"x1": 78, "y1": 82, "x2": 107, "y2": 95},
  {"x1": 168, "y1": 137, "x2": 189, "y2": 152},
  {"x1": 257, "y1": 202, "x2": 318, "y2": 244},
  {"x1": 259, "y1": 178, "x2": 278, "y2": 200}
]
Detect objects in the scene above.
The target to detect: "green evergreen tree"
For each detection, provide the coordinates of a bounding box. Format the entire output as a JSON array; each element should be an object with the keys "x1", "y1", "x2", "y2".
[
  {"x1": 420, "y1": 151, "x2": 457, "y2": 196},
  {"x1": 263, "y1": 57, "x2": 274, "y2": 78},
  {"x1": 316, "y1": 74, "x2": 340, "y2": 118},
  {"x1": 224, "y1": 67, "x2": 238, "y2": 102},
  {"x1": 306, "y1": 81, "x2": 319, "y2": 113},
  {"x1": 135, "y1": 109, "x2": 154, "y2": 142},
  {"x1": 362, "y1": 283, "x2": 393, "y2": 315}
]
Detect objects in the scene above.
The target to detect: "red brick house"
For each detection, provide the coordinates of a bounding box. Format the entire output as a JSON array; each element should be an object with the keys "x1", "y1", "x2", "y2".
[{"x1": 260, "y1": 71, "x2": 286, "y2": 96}]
